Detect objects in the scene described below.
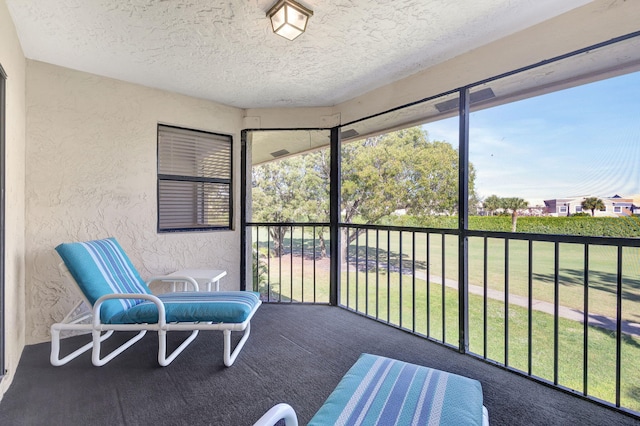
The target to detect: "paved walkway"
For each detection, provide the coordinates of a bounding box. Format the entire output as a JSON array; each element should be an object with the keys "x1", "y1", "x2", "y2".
[{"x1": 419, "y1": 271, "x2": 640, "y2": 338}]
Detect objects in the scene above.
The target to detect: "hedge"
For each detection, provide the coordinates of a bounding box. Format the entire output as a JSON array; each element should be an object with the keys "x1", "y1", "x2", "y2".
[{"x1": 386, "y1": 215, "x2": 640, "y2": 238}]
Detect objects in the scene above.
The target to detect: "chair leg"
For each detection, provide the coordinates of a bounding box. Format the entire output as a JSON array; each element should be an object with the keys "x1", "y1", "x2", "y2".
[
  {"x1": 91, "y1": 329, "x2": 147, "y2": 366},
  {"x1": 50, "y1": 325, "x2": 114, "y2": 366},
  {"x1": 157, "y1": 329, "x2": 200, "y2": 366},
  {"x1": 223, "y1": 322, "x2": 251, "y2": 367}
]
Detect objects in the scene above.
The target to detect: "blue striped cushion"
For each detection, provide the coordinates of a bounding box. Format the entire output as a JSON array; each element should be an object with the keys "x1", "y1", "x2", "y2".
[
  {"x1": 106, "y1": 291, "x2": 261, "y2": 324},
  {"x1": 309, "y1": 353, "x2": 484, "y2": 426},
  {"x1": 56, "y1": 238, "x2": 152, "y2": 322}
]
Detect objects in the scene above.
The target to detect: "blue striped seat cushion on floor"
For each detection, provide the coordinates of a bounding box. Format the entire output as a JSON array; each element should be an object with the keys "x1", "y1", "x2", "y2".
[
  {"x1": 105, "y1": 291, "x2": 261, "y2": 324},
  {"x1": 309, "y1": 353, "x2": 484, "y2": 426}
]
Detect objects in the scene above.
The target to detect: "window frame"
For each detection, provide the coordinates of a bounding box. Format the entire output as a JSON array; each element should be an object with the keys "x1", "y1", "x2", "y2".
[
  {"x1": 0, "y1": 63, "x2": 6, "y2": 379},
  {"x1": 157, "y1": 124, "x2": 233, "y2": 233}
]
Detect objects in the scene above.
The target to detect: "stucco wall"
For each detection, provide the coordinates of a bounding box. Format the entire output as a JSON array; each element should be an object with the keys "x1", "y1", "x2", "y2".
[
  {"x1": 0, "y1": 0, "x2": 26, "y2": 400},
  {"x1": 25, "y1": 61, "x2": 244, "y2": 344}
]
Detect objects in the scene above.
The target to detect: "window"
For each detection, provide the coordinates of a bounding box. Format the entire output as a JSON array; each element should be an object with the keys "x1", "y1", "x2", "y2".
[
  {"x1": 575, "y1": 205, "x2": 582, "y2": 212},
  {"x1": 559, "y1": 206, "x2": 567, "y2": 213},
  {"x1": 157, "y1": 124, "x2": 232, "y2": 232},
  {"x1": 614, "y1": 206, "x2": 621, "y2": 213}
]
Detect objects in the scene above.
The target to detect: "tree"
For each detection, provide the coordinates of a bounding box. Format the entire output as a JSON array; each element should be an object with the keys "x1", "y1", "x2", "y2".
[
  {"x1": 252, "y1": 151, "x2": 330, "y2": 257},
  {"x1": 339, "y1": 127, "x2": 475, "y2": 261},
  {"x1": 500, "y1": 197, "x2": 529, "y2": 232},
  {"x1": 581, "y1": 197, "x2": 605, "y2": 217},
  {"x1": 252, "y1": 126, "x2": 478, "y2": 263},
  {"x1": 251, "y1": 156, "x2": 310, "y2": 256},
  {"x1": 300, "y1": 150, "x2": 330, "y2": 257},
  {"x1": 341, "y1": 127, "x2": 473, "y2": 222},
  {"x1": 483, "y1": 194, "x2": 501, "y2": 216}
]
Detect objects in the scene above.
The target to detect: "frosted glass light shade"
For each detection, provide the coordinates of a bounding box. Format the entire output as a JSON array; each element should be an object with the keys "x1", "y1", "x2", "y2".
[{"x1": 267, "y1": 0, "x2": 313, "y2": 41}]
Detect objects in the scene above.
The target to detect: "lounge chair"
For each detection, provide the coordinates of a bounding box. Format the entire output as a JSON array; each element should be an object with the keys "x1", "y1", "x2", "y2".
[
  {"x1": 50, "y1": 237, "x2": 261, "y2": 367},
  {"x1": 254, "y1": 353, "x2": 489, "y2": 426}
]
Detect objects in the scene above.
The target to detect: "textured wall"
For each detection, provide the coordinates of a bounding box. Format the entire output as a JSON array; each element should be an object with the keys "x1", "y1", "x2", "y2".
[
  {"x1": 0, "y1": 0, "x2": 26, "y2": 400},
  {"x1": 25, "y1": 61, "x2": 243, "y2": 344}
]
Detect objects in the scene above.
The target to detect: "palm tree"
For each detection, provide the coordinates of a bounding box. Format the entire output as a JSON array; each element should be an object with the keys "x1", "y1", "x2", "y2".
[
  {"x1": 581, "y1": 197, "x2": 605, "y2": 217},
  {"x1": 500, "y1": 197, "x2": 529, "y2": 232},
  {"x1": 483, "y1": 194, "x2": 501, "y2": 216}
]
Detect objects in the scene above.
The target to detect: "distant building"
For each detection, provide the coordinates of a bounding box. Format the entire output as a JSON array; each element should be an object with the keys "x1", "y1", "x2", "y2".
[
  {"x1": 544, "y1": 195, "x2": 638, "y2": 217},
  {"x1": 630, "y1": 194, "x2": 640, "y2": 214}
]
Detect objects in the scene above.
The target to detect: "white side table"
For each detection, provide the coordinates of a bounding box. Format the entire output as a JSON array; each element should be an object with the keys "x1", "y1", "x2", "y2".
[{"x1": 165, "y1": 269, "x2": 227, "y2": 291}]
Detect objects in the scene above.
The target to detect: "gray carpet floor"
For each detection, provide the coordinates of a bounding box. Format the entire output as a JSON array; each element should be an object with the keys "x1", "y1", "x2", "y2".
[{"x1": 0, "y1": 304, "x2": 638, "y2": 425}]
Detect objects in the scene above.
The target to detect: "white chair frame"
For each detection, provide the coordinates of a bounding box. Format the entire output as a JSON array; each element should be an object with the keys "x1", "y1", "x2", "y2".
[
  {"x1": 253, "y1": 404, "x2": 489, "y2": 426},
  {"x1": 51, "y1": 264, "x2": 260, "y2": 367},
  {"x1": 253, "y1": 404, "x2": 299, "y2": 426}
]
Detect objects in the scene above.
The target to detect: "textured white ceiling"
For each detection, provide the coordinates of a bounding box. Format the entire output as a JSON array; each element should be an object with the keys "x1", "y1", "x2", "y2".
[{"x1": 6, "y1": 0, "x2": 591, "y2": 109}]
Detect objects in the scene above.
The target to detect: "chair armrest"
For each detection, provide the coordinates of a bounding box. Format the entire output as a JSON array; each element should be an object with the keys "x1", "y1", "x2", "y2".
[
  {"x1": 147, "y1": 275, "x2": 199, "y2": 292},
  {"x1": 253, "y1": 403, "x2": 298, "y2": 426},
  {"x1": 93, "y1": 293, "x2": 167, "y2": 326}
]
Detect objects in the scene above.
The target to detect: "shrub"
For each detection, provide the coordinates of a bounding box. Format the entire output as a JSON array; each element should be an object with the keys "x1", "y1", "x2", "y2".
[{"x1": 379, "y1": 215, "x2": 640, "y2": 238}]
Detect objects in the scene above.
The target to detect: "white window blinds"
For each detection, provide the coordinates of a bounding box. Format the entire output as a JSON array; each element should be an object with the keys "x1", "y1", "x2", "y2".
[{"x1": 157, "y1": 125, "x2": 232, "y2": 231}]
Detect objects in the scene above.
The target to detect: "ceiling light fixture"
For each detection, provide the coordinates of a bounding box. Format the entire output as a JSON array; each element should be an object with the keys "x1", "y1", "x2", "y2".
[{"x1": 267, "y1": 0, "x2": 313, "y2": 41}]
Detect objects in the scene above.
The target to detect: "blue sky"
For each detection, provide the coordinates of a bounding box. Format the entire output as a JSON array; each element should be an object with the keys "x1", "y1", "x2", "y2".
[{"x1": 425, "y1": 71, "x2": 640, "y2": 206}]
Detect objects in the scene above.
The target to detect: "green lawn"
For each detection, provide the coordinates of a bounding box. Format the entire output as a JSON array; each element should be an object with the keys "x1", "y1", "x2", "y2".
[
  {"x1": 254, "y1": 226, "x2": 640, "y2": 323},
  {"x1": 346, "y1": 230, "x2": 640, "y2": 322},
  {"x1": 252, "y1": 226, "x2": 640, "y2": 412},
  {"x1": 340, "y1": 270, "x2": 640, "y2": 412}
]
